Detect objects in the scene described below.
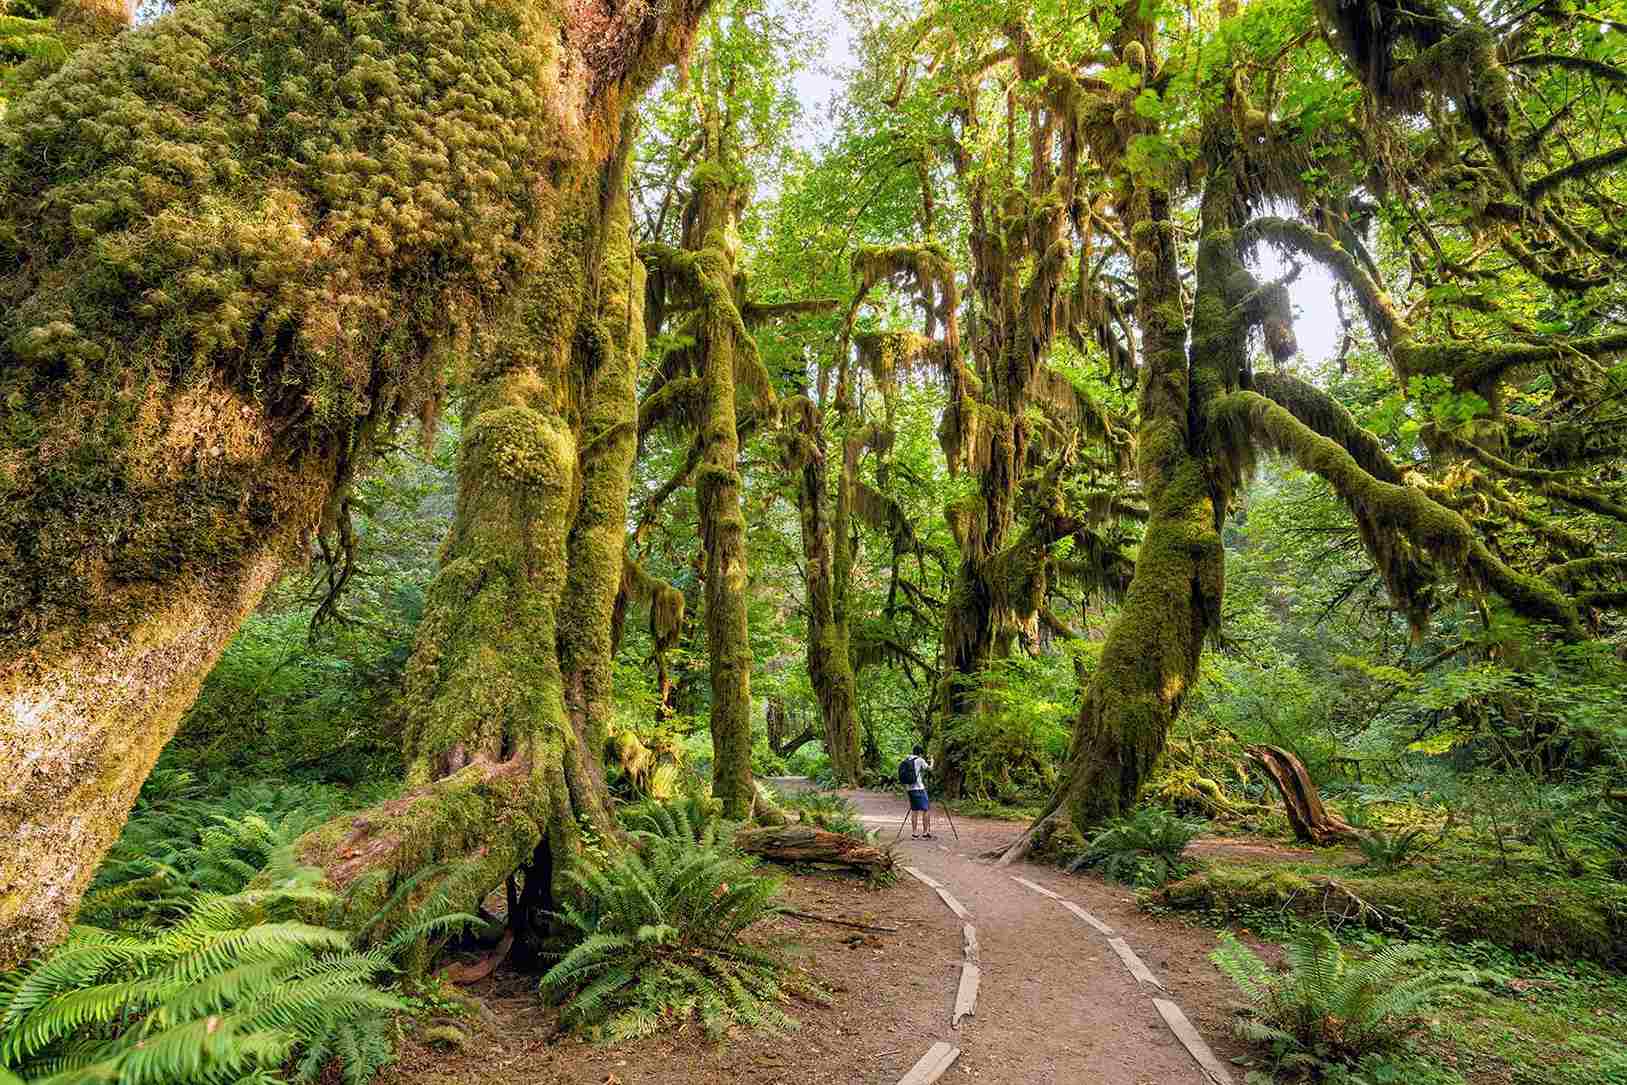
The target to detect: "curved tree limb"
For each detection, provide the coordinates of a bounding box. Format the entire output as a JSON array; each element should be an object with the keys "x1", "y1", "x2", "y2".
[{"x1": 1212, "y1": 391, "x2": 1584, "y2": 638}]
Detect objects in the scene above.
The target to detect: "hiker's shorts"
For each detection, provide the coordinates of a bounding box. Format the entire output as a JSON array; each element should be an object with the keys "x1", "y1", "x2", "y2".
[{"x1": 908, "y1": 789, "x2": 930, "y2": 811}]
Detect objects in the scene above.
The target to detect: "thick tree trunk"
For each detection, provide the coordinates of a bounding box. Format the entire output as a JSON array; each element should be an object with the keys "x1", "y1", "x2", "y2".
[
  {"x1": 1, "y1": 537, "x2": 292, "y2": 970},
  {"x1": 0, "y1": 0, "x2": 705, "y2": 967},
  {"x1": 315, "y1": 149, "x2": 655, "y2": 951},
  {"x1": 1001, "y1": 58, "x2": 1257, "y2": 861}
]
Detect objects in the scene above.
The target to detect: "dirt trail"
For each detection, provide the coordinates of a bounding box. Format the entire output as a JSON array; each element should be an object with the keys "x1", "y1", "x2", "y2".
[
  {"x1": 397, "y1": 785, "x2": 1250, "y2": 1085},
  {"x1": 841, "y1": 787, "x2": 1243, "y2": 1084}
]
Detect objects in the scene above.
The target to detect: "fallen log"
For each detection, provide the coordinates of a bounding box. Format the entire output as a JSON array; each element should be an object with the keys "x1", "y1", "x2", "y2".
[
  {"x1": 735, "y1": 825, "x2": 895, "y2": 872},
  {"x1": 1245, "y1": 744, "x2": 1359, "y2": 846}
]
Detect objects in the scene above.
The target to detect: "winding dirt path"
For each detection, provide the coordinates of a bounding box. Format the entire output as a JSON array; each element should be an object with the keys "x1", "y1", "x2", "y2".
[{"x1": 837, "y1": 786, "x2": 1243, "y2": 1085}]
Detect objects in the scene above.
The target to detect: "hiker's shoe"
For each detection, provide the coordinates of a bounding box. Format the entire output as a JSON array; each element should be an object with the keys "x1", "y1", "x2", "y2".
[
  {"x1": 922, "y1": 833, "x2": 935, "y2": 839},
  {"x1": 911, "y1": 834, "x2": 920, "y2": 839}
]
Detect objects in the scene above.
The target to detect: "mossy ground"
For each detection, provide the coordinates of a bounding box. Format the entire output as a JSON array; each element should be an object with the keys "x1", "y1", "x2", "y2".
[
  {"x1": 1140, "y1": 835, "x2": 1627, "y2": 1083},
  {"x1": 1241, "y1": 939, "x2": 1627, "y2": 1085},
  {"x1": 1159, "y1": 846, "x2": 1627, "y2": 965}
]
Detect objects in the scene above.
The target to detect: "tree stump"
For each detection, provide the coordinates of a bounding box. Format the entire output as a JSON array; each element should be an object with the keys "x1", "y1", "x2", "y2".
[{"x1": 1245, "y1": 744, "x2": 1358, "y2": 845}]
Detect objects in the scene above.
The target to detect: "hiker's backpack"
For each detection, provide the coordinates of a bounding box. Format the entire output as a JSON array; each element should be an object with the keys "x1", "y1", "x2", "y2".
[{"x1": 897, "y1": 757, "x2": 913, "y2": 788}]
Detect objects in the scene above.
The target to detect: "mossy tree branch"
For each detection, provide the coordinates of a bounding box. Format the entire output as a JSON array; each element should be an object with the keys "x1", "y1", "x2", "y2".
[{"x1": 1212, "y1": 391, "x2": 1585, "y2": 639}]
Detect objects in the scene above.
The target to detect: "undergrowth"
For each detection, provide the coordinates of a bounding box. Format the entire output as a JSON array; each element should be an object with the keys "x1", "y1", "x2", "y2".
[
  {"x1": 0, "y1": 775, "x2": 467, "y2": 1085},
  {"x1": 540, "y1": 834, "x2": 818, "y2": 1042},
  {"x1": 1212, "y1": 925, "x2": 1483, "y2": 1078},
  {"x1": 1073, "y1": 807, "x2": 1204, "y2": 887},
  {"x1": 0, "y1": 867, "x2": 469, "y2": 1085}
]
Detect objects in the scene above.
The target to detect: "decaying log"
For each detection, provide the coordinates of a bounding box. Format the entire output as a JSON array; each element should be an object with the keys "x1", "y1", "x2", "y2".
[
  {"x1": 1245, "y1": 744, "x2": 1359, "y2": 845},
  {"x1": 735, "y1": 825, "x2": 895, "y2": 872}
]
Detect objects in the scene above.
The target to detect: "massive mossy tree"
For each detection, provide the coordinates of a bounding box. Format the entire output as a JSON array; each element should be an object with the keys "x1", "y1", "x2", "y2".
[
  {"x1": 0, "y1": 0, "x2": 707, "y2": 967},
  {"x1": 834, "y1": 0, "x2": 1625, "y2": 844},
  {"x1": 1011, "y1": 0, "x2": 1627, "y2": 851}
]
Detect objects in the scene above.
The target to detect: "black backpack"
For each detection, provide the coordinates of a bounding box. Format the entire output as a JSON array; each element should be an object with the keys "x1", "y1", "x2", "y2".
[{"x1": 897, "y1": 757, "x2": 913, "y2": 787}]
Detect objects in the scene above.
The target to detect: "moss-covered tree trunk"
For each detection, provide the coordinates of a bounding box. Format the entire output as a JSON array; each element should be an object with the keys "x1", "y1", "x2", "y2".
[
  {"x1": 0, "y1": 0, "x2": 703, "y2": 968},
  {"x1": 787, "y1": 396, "x2": 863, "y2": 786},
  {"x1": 690, "y1": 158, "x2": 758, "y2": 819},
  {"x1": 1000, "y1": 18, "x2": 1289, "y2": 858}
]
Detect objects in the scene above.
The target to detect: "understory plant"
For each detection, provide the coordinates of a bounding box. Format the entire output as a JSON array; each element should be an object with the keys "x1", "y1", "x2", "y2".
[
  {"x1": 1211, "y1": 926, "x2": 1483, "y2": 1074},
  {"x1": 1355, "y1": 827, "x2": 1435, "y2": 872},
  {"x1": 619, "y1": 794, "x2": 732, "y2": 847},
  {"x1": 0, "y1": 873, "x2": 461, "y2": 1085},
  {"x1": 540, "y1": 834, "x2": 813, "y2": 1041},
  {"x1": 780, "y1": 789, "x2": 866, "y2": 838},
  {"x1": 1072, "y1": 806, "x2": 1204, "y2": 886}
]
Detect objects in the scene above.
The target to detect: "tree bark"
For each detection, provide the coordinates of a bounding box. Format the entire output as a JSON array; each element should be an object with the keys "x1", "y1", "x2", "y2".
[
  {"x1": 735, "y1": 825, "x2": 894, "y2": 872},
  {"x1": 0, "y1": 0, "x2": 705, "y2": 968},
  {"x1": 1246, "y1": 745, "x2": 1359, "y2": 845}
]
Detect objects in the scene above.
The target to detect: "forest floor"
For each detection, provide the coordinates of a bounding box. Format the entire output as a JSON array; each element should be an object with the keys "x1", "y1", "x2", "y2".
[{"x1": 392, "y1": 787, "x2": 1256, "y2": 1085}]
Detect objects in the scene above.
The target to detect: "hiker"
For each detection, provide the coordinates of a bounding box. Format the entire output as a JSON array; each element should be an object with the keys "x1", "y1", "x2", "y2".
[{"x1": 900, "y1": 745, "x2": 934, "y2": 839}]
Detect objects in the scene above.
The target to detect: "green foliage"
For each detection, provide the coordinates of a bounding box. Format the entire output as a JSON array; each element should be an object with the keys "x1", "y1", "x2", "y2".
[
  {"x1": 1073, "y1": 807, "x2": 1204, "y2": 886},
  {"x1": 167, "y1": 431, "x2": 456, "y2": 787},
  {"x1": 939, "y1": 654, "x2": 1072, "y2": 804},
  {"x1": 0, "y1": 768, "x2": 482, "y2": 1084},
  {"x1": 0, "y1": 0, "x2": 65, "y2": 109},
  {"x1": 618, "y1": 795, "x2": 732, "y2": 848},
  {"x1": 777, "y1": 789, "x2": 865, "y2": 838},
  {"x1": 1212, "y1": 926, "x2": 1483, "y2": 1072},
  {"x1": 0, "y1": 887, "x2": 404, "y2": 1085},
  {"x1": 540, "y1": 835, "x2": 811, "y2": 1041},
  {"x1": 1355, "y1": 827, "x2": 1435, "y2": 872},
  {"x1": 82, "y1": 773, "x2": 393, "y2": 931}
]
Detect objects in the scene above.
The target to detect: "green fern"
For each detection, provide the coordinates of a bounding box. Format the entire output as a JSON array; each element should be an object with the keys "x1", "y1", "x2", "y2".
[
  {"x1": 541, "y1": 835, "x2": 819, "y2": 1041},
  {"x1": 3, "y1": 780, "x2": 474, "y2": 1085},
  {"x1": 619, "y1": 795, "x2": 734, "y2": 848},
  {"x1": 779, "y1": 790, "x2": 866, "y2": 838},
  {"x1": 1355, "y1": 827, "x2": 1433, "y2": 871},
  {"x1": 0, "y1": 886, "x2": 403, "y2": 1085},
  {"x1": 81, "y1": 780, "x2": 379, "y2": 930},
  {"x1": 1072, "y1": 806, "x2": 1204, "y2": 886},
  {"x1": 1211, "y1": 926, "x2": 1483, "y2": 1069}
]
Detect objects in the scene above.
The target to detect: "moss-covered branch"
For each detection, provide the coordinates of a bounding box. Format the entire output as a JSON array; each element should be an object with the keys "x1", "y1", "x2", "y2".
[
  {"x1": 1528, "y1": 143, "x2": 1627, "y2": 202},
  {"x1": 741, "y1": 298, "x2": 841, "y2": 327},
  {"x1": 1250, "y1": 372, "x2": 1404, "y2": 485},
  {"x1": 1212, "y1": 391, "x2": 1584, "y2": 638},
  {"x1": 1241, "y1": 217, "x2": 1406, "y2": 346},
  {"x1": 1396, "y1": 331, "x2": 1627, "y2": 387}
]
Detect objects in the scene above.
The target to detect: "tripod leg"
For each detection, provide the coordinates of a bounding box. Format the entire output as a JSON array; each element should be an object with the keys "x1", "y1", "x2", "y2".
[
  {"x1": 894, "y1": 808, "x2": 910, "y2": 842},
  {"x1": 943, "y1": 803, "x2": 960, "y2": 842}
]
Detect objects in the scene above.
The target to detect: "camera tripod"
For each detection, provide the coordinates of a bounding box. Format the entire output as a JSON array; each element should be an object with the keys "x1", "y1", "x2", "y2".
[{"x1": 892, "y1": 795, "x2": 959, "y2": 843}]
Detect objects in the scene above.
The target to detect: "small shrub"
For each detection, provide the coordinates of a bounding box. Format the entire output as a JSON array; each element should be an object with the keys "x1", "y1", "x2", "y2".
[
  {"x1": 1072, "y1": 807, "x2": 1204, "y2": 886},
  {"x1": 1211, "y1": 926, "x2": 1482, "y2": 1072},
  {"x1": 541, "y1": 836, "x2": 812, "y2": 1041},
  {"x1": 782, "y1": 790, "x2": 865, "y2": 837}
]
